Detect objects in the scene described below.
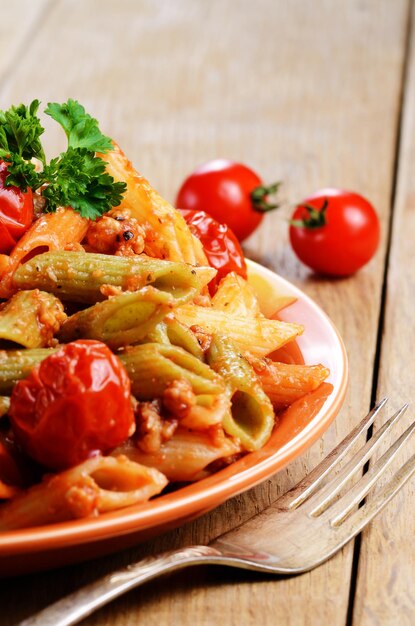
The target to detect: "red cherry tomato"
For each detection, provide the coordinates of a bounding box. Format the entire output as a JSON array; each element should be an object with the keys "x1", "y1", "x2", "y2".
[
  {"x1": 289, "y1": 189, "x2": 380, "y2": 276},
  {"x1": 9, "y1": 340, "x2": 135, "y2": 470},
  {"x1": 176, "y1": 160, "x2": 278, "y2": 242},
  {"x1": 0, "y1": 161, "x2": 34, "y2": 253},
  {"x1": 180, "y1": 208, "x2": 247, "y2": 293}
]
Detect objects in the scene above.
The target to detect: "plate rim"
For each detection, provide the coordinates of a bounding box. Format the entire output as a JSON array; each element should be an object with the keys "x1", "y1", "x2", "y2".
[{"x1": 0, "y1": 260, "x2": 348, "y2": 555}]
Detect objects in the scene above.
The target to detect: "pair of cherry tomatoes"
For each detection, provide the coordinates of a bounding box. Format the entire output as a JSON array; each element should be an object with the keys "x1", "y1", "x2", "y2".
[{"x1": 177, "y1": 160, "x2": 380, "y2": 277}]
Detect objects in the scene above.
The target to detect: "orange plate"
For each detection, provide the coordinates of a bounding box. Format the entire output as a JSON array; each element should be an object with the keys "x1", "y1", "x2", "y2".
[{"x1": 0, "y1": 260, "x2": 348, "y2": 576}]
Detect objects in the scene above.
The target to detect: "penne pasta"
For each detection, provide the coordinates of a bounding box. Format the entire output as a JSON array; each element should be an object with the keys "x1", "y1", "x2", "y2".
[
  {"x1": 212, "y1": 272, "x2": 261, "y2": 317},
  {"x1": 0, "y1": 208, "x2": 88, "y2": 299},
  {"x1": 207, "y1": 335, "x2": 275, "y2": 451},
  {"x1": 13, "y1": 250, "x2": 215, "y2": 304},
  {"x1": 100, "y1": 143, "x2": 208, "y2": 265},
  {"x1": 122, "y1": 343, "x2": 230, "y2": 429},
  {"x1": 0, "y1": 455, "x2": 167, "y2": 530},
  {"x1": 115, "y1": 429, "x2": 241, "y2": 482},
  {"x1": 0, "y1": 290, "x2": 66, "y2": 348},
  {"x1": 162, "y1": 318, "x2": 205, "y2": 359},
  {"x1": 175, "y1": 303, "x2": 303, "y2": 357},
  {"x1": 0, "y1": 341, "x2": 220, "y2": 397},
  {"x1": 0, "y1": 101, "x2": 332, "y2": 532},
  {"x1": 58, "y1": 287, "x2": 191, "y2": 349},
  {"x1": 248, "y1": 356, "x2": 330, "y2": 409},
  {"x1": 120, "y1": 343, "x2": 225, "y2": 399},
  {"x1": 141, "y1": 318, "x2": 204, "y2": 360},
  {"x1": 0, "y1": 348, "x2": 56, "y2": 394}
]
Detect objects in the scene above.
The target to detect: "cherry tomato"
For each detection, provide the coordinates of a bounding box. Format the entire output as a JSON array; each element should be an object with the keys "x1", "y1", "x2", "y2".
[
  {"x1": 9, "y1": 340, "x2": 135, "y2": 470},
  {"x1": 176, "y1": 160, "x2": 279, "y2": 242},
  {"x1": 0, "y1": 161, "x2": 34, "y2": 253},
  {"x1": 289, "y1": 189, "x2": 380, "y2": 276},
  {"x1": 180, "y1": 208, "x2": 247, "y2": 293}
]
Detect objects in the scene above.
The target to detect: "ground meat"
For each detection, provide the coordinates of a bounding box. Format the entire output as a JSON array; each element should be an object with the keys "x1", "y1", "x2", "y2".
[
  {"x1": 135, "y1": 399, "x2": 178, "y2": 454},
  {"x1": 65, "y1": 479, "x2": 99, "y2": 518},
  {"x1": 37, "y1": 292, "x2": 67, "y2": 345},
  {"x1": 162, "y1": 379, "x2": 196, "y2": 419},
  {"x1": 99, "y1": 284, "x2": 123, "y2": 298},
  {"x1": 86, "y1": 212, "x2": 145, "y2": 256}
]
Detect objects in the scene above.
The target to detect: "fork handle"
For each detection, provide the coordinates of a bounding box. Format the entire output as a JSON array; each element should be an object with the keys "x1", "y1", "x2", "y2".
[{"x1": 20, "y1": 546, "x2": 222, "y2": 626}]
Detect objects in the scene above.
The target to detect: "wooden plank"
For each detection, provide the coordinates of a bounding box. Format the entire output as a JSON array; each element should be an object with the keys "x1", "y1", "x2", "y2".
[
  {"x1": 0, "y1": 0, "x2": 51, "y2": 86},
  {"x1": 0, "y1": 0, "x2": 409, "y2": 625},
  {"x1": 352, "y1": 6, "x2": 415, "y2": 625}
]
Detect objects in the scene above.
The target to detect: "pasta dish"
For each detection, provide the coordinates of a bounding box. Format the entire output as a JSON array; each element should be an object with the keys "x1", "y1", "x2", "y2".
[{"x1": 0, "y1": 100, "x2": 329, "y2": 531}]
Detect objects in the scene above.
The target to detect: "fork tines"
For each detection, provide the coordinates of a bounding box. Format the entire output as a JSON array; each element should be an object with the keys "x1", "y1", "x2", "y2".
[{"x1": 287, "y1": 399, "x2": 415, "y2": 529}]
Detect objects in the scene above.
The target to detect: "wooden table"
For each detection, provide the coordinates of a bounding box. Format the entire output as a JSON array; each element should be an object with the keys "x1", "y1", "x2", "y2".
[{"x1": 1, "y1": 1, "x2": 414, "y2": 624}]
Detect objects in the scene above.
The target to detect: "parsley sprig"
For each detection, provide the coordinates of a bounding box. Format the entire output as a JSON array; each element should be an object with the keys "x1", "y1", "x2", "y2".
[{"x1": 0, "y1": 99, "x2": 126, "y2": 219}]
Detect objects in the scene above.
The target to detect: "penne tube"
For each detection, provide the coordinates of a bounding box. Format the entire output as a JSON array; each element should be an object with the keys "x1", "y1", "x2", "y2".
[
  {"x1": 163, "y1": 318, "x2": 205, "y2": 359},
  {"x1": 120, "y1": 343, "x2": 225, "y2": 399},
  {"x1": 101, "y1": 143, "x2": 208, "y2": 265},
  {"x1": 0, "y1": 455, "x2": 167, "y2": 530},
  {"x1": 0, "y1": 341, "x2": 220, "y2": 398},
  {"x1": 212, "y1": 272, "x2": 261, "y2": 317},
  {"x1": 123, "y1": 343, "x2": 230, "y2": 429},
  {"x1": 143, "y1": 318, "x2": 204, "y2": 360},
  {"x1": 175, "y1": 303, "x2": 303, "y2": 357},
  {"x1": 13, "y1": 251, "x2": 214, "y2": 304},
  {"x1": 0, "y1": 290, "x2": 66, "y2": 348},
  {"x1": 207, "y1": 335, "x2": 275, "y2": 451},
  {"x1": 115, "y1": 429, "x2": 241, "y2": 482},
  {"x1": 58, "y1": 287, "x2": 189, "y2": 349},
  {"x1": 0, "y1": 348, "x2": 56, "y2": 394},
  {"x1": 248, "y1": 356, "x2": 330, "y2": 409},
  {"x1": 0, "y1": 208, "x2": 88, "y2": 299}
]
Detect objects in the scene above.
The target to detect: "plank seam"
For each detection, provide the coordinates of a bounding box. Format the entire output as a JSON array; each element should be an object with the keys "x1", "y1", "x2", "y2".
[{"x1": 345, "y1": 1, "x2": 414, "y2": 625}]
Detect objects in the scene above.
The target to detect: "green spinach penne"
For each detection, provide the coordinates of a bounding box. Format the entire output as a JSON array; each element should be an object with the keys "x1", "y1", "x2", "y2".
[
  {"x1": 140, "y1": 318, "x2": 204, "y2": 360},
  {"x1": 59, "y1": 287, "x2": 185, "y2": 349},
  {"x1": 13, "y1": 251, "x2": 211, "y2": 304},
  {"x1": 207, "y1": 335, "x2": 275, "y2": 451},
  {"x1": 0, "y1": 348, "x2": 56, "y2": 394},
  {"x1": 120, "y1": 343, "x2": 225, "y2": 399}
]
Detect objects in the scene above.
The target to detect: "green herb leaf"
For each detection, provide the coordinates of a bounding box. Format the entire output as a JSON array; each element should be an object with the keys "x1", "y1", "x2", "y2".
[
  {"x1": 45, "y1": 99, "x2": 113, "y2": 153},
  {"x1": 0, "y1": 99, "x2": 124, "y2": 219},
  {"x1": 0, "y1": 152, "x2": 39, "y2": 191},
  {"x1": 41, "y1": 147, "x2": 126, "y2": 219},
  {"x1": 0, "y1": 100, "x2": 45, "y2": 163}
]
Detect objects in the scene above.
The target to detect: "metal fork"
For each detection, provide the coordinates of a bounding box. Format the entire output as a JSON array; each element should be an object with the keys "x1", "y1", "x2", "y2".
[{"x1": 22, "y1": 398, "x2": 415, "y2": 626}]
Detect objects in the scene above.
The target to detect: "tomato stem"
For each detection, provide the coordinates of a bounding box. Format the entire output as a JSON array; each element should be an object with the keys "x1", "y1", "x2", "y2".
[
  {"x1": 251, "y1": 181, "x2": 282, "y2": 213},
  {"x1": 290, "y1": 199, "x2": 329, "y2": 229}
]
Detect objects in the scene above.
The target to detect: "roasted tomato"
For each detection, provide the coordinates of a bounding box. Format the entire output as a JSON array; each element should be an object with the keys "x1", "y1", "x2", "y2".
[
  {"x1": 289, "y1": 189, "x2": 380, "y2": 276},
  {"x1": 0, "y1": 161, "x2": 34, "y2": 253},
  {"x1": 9, "y1": 340, "x2": 135, "y2": 470},
  {"x1": 176, "y1": 160, "x2": 279, "y2": 242},
  {"x1": 180, "y1": 208, "x2": 247, "y2": 293}
]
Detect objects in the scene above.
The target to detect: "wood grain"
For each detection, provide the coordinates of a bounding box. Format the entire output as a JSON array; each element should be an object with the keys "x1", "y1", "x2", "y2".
[
  {"x1": 0, "y1": 0, "x2": 412, "y2": 625},
  {"x1": 352, "y1": 5, "x2": 415, "y2": 626},
  {"x1": 0, "y1": 0, "x2": 51, "y2": 87}
]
